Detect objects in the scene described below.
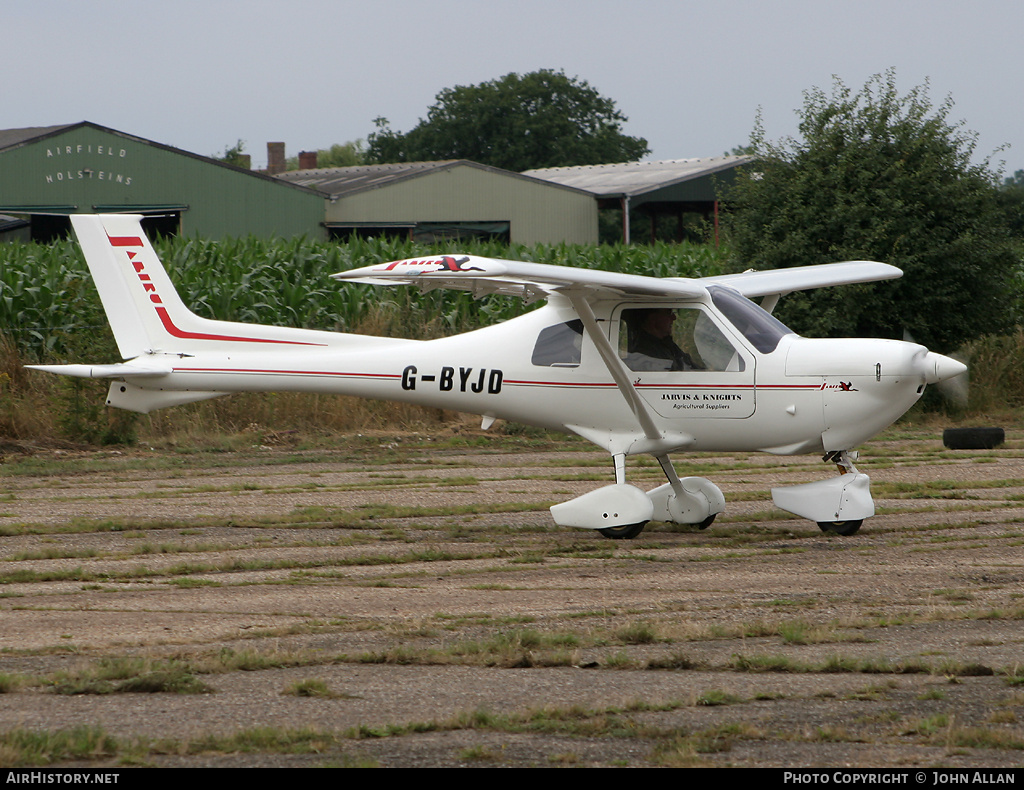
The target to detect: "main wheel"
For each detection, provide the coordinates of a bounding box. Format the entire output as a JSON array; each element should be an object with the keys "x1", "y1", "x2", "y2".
[
  {"x1": 697, "y1": 514, "x2": 716, "y2": 530},
  {"x1": 598, "y1": 521, "x2": 647, "y2": 540},
  {"x1": 817, "y1": 519, "x2": 862, "y2": 536}
]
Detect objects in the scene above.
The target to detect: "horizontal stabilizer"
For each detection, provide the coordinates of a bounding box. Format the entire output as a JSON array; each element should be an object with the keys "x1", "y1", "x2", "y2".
[{"x1": 25, "y1": 361, "x2": 172, "y2": 379}]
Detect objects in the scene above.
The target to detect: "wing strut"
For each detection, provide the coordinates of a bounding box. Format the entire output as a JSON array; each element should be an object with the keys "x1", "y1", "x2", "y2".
[
  {"x1": 565, "y1": 290, "x2": 662, "y2": 442},
  {"x1": 567, "y1": 292, "x2": 696, "y2": 510}
]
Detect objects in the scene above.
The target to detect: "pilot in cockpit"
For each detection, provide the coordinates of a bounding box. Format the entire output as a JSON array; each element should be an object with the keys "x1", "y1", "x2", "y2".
[{"x1": 623, "y1": 308, "x2": 703, "y2": 371}]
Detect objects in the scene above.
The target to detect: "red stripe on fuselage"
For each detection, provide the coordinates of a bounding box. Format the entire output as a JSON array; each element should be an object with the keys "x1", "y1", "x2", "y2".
[
  {"x1": 103, "y1": 230, "x2": 326, "y2": 347},
  {"x1": 163, "y1": 368, "x2": 824, "y2": 393},
  {"x1": 154, "y1": 307, "x2": 326, "y2": 346},
  {"x1": 173, "y1": 367, "x2": 400, "y2": 380}
]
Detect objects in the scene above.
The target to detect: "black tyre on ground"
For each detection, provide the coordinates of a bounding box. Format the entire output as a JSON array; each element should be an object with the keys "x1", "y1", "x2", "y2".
[
  {"x1": 942, "y1": 427, "x2": 1004, "y2": 450},
  {"x1": 817, "y1": 520, "x2": 863, "y2": 536},
  {"x1": 597, "y1": 522, "x2": 647, "y2": 539},
  {"x1": 697, "y1": 514, "x2": 716, "y2": 530}
]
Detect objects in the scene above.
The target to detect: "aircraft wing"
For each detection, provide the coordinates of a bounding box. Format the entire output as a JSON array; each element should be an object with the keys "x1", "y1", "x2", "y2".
[
  {"x1": 332, "y1": 255, "x2": 705, "y2": 302},
  {"x1": 334, "y1": 254, "x2": 901, "y2": 457},
  {"x1": 695, "y1": 261, "x2": 902, "y2": 298},
  {"x1": 334, "y1": 255, "x2": 900, "y2": 303}
]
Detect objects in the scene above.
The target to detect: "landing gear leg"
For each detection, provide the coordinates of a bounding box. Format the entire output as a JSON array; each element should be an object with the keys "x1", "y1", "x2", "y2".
[
  {"x1": 824, "y1": 449, "x2": 858, "y2": 475},
  {"x1": 597, "y1": 453, "x2": 648, "y2": 539}
]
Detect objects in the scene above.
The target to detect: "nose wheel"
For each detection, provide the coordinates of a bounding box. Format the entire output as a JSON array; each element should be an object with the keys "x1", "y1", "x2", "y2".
[
  {"x1": 817, "y1": 519, "x2": 862, "y2": 536},
  {"x1": 771, "y1": 449, "x2": 874, "y2": 532},
  {"x1": 817, "y1": 451, "x2": 865, "y2": 535}
]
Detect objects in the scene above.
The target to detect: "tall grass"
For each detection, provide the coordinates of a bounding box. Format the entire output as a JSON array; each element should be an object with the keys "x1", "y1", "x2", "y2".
[
  {"x1": 956, "y1": 328, "x2": 1024, "y2": 416},
  {"x1": 0, "y1": 240, "x2": 108, "y2": 357},
  {"x1": 2, "y1": 236, "x2": 727, "y2": 361}
]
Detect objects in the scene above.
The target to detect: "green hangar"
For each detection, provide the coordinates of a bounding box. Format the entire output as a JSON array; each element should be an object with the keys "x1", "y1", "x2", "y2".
[
  {"x1": 0, "y1": 122, "x2": 325, "y2": 241},
  {"x1": 274, "y1": 160, "x2": 598, "y2": 244}
]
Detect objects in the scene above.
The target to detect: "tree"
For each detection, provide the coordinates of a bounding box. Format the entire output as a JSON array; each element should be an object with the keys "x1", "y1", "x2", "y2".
[
  {"x1": 999, "y1": 169, "x2": 1024, "y2": 238},
  {"x1": 213, "y1": 139, "x2": 249, "y2": 168},
  {"x1": 366, "y1": 69, "x2": 649, "y2": 172},
  {"x1": 285, "y1": 140, "x2": 366, "y2": 170},
  {"x1": 726, "y1": 71, "x2": 1018, "y2": 352}
]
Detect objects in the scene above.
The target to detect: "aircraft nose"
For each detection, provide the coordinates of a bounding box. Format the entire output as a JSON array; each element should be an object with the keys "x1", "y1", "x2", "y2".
[{"x1": 921, "y1": 351, "x2": 967, "y2": 385}]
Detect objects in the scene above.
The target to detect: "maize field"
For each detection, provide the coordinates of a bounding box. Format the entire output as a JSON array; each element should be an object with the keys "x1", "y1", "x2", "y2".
[{"x1": 1, "y1": 235, "x2": 729, "y2": 362}]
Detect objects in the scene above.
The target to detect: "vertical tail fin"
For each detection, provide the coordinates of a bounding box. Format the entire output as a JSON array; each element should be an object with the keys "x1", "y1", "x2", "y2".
[
  {"x1": 70, "y1": 214, "x2": 340, "y2": 358},
  {"x1": 70, "y1": 214, "x2": 201, "y2": 359}
]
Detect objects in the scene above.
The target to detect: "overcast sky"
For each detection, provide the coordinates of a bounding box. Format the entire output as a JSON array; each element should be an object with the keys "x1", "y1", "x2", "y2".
[{"x1": 6, "y1": 0, "x2": 1022, "y2": 176}]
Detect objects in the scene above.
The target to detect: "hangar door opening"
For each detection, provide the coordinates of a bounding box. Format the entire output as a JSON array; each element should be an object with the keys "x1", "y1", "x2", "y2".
[
  {"x1": 19, "y1": 210, "x2": 182, "y2": 243},
  {"x1": 327, "y1": 221, "x2": 510, "y2": 243}
]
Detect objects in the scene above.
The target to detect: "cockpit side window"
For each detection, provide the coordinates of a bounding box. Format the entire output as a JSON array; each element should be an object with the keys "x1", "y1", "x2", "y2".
[
  {"x1": 708, "y1": 286, "x2": 794, "y2": 354},
  {"x1": 618, "y1": 306, "x2": 745, "y2": 372},
  {"x1": 532, "y1": 319, "x2": 584, "y2": 367}
]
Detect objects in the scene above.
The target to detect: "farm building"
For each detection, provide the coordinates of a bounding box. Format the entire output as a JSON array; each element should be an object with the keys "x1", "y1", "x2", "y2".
[
  {"x1": 0, "y1": 123, "x2": 325, "y2": 241},
  {"x1": 524, "y1": 156, "x2": 753, "y2": 243},
  {"x1": 274, "y1": 160, "x2": 598, "y2": 244},
  {"x1": 0, "y1": 122, "x2": 749, "y2": 246}
]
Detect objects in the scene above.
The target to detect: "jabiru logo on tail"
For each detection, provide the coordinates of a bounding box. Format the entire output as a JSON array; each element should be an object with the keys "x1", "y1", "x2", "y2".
[{"x1": 104, "y1": 231, "x2": 325, "y2": 347}]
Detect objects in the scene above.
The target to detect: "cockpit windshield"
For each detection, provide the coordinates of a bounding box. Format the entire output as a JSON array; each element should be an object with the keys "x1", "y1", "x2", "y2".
[{"x1": 708, "y1": 286, "x2": 794, "y2": 354}]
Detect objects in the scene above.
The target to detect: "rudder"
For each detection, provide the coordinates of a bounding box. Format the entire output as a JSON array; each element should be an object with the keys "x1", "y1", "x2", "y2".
[
  {"x1": 70, "y1": 214, "x2": 200, "y2": 359},
  {"x1": 70, "y1": 214, "x2": 344, "y2": 358}
]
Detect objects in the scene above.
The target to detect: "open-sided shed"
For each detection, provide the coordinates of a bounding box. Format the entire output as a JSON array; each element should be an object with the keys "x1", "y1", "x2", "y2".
[{"x1": 524, "y1": 156, "x2": 752, "y2": 243}]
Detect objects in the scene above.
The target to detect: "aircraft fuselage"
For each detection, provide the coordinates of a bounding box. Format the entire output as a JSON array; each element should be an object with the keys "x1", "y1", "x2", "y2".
[{"x1": 104, "y1": 295, "x2": 936, "y2": 459}]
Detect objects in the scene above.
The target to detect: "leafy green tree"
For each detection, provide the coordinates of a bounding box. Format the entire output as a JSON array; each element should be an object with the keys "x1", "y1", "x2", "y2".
[
  {"x1": 213, "y1": 140, "x2": 249, "y2": 168},
  {"x1": 366, "y1": 69, "x2": 649, "y2": 172},
  {"x1": 726, "y1": 71, "x2": 1018, "y2": 352},
  {"x1": 318, "y1": 140, "x2": 366, "y2": 168},
  {"x1": 366, "y1": 117, "x2": 406, "y2": 164},
  {"x1": 286, "y1": 140, "x2": 366, "y2": 170},
  {"x1": 1000, "y1": 169, "x2": 1024, "y2": 238}
]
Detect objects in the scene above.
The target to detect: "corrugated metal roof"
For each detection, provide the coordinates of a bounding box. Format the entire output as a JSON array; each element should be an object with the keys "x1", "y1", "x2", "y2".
[
  {"x1": 275, "y1": 159, "x2": 593, "y2": 199},
  {"x1": 275, "y1": 160, "x2": 462, "y2": 196},
  {"x1": 0, "y1": 125, "x2": 74, "y2": 151},
  {"x1": 523, "y1": 156, "x2": 754, "y2": 198}
]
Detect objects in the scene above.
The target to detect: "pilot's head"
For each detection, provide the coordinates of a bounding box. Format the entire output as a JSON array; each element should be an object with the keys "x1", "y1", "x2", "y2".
[{"x1": 641, "y1": 308, "x2": 675, "y2": 339}]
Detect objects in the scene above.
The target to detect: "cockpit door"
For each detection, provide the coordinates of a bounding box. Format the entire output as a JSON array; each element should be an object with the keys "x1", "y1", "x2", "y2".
[{"x1": 615, "y1": 304, "x2": 755, "y2": 419}]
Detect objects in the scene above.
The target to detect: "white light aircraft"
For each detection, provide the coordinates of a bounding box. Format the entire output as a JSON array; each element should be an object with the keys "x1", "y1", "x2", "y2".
[{"x1": 31, "y1": 214, "x2": 967, "y2": 539}]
